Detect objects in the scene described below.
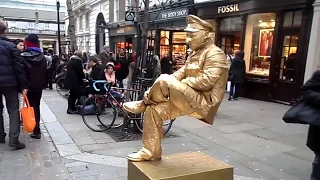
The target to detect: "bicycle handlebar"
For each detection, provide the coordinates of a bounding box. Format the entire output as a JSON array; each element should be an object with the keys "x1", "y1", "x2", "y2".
[{"x1": 92, "y1": 80, "x2": 112, "y2": 92}]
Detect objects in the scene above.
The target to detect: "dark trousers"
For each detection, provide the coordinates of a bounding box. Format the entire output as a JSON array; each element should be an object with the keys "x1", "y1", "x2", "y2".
[
  {"x1": 0, "y1": 87, "x2": 20, "y2": 142},
  {"x1": 229, "y1": 83, "x2": 241, "y2": 98},
  {"x1": 311, "y1": 153, "x2": 320, "y2": 180},
  {"x1": 47, "y1": 69, "x2": 53, "y2": 89},
  {"x1": 68, "y1": 89, "x2": 80, "y2": 111},
  {"x1": 26, "y1": 91, "x2": 42, "y2": 134}
]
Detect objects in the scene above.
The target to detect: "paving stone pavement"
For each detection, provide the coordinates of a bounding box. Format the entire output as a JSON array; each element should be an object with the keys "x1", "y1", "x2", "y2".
[{"x1": 4, "y1": 88, "x2": 312, "y2": 180}]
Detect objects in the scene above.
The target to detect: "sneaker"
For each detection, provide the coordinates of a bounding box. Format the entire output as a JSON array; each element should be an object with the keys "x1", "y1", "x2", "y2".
[
  {"x1": 30, "y1": 133, "x2": 41, "y2": 139},
  {"x1": 67, "y1": 109, "x2": 75, "y2": 114},
  {"x1": 228, "y1": 97, "x2": 233, "y2": 101},
  {"x1": 9, "y1": 141, "x2": 26, "y2": 149}
]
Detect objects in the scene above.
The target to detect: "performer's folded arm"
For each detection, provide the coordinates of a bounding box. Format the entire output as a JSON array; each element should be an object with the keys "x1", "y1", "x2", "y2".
[
  {"x1": 171, "y1": 65, "x2": 186, "y2": 81},
  {"x1": 184, "y1": 53, "x2": 227, "y2": 91}
]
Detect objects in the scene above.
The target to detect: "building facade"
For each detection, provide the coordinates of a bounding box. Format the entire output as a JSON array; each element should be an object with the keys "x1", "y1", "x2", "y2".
[
  {"x1": 0, "y1": 0, "x2": 66, "y2": 54},
  {"x1": 66, "y1": 0, "x2": 110, "y2": 54},
  {"x1": 194, "y1": 0, "x2": 314, "y2": 104}
]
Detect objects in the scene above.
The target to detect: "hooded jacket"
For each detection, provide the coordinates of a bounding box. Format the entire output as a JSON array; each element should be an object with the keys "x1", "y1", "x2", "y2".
[
  {"x1": 21, "y1": 48, "x2": 47, "y2": 90},
  {"x1": 0, "y1": 35, "x2": 27, "y2": 89}
]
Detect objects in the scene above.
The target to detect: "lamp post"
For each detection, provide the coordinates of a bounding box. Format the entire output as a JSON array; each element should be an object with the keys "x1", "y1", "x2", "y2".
[{"x1": 56, "y1": 0, "x2": 62, "y2": 55}]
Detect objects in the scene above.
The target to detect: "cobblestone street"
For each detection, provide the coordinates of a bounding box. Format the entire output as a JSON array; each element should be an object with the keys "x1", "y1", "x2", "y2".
[{"x1": 1, "y1": 89, "x2": 313, "y2": 180}]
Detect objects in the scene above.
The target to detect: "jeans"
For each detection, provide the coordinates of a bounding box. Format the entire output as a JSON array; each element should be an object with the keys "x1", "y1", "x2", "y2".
[
  {"x1": 27, "y1": 91, "x2": 42, "y2": 134},
  {"x1": 311, "y1": 153, "x2": 320, "y2": 180},
  {"x1": 0, "y1": 88, "x2": 20, "y2": 142},
  {"x1": 68, "y1": 89, "x2": 80, "y2": 111},
  {"x1": 229, "y1": 83, "x2": 241, "y2": 98},
  {"x1": 118, "y1": 80, "x2": 124, "y2": 89}
]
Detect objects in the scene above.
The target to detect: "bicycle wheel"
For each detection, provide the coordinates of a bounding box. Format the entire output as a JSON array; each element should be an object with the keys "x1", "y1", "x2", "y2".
[
  {"x1": 96, "y1": 97, "x2": 117, "y2": 129},
  {"x1": 134, "y1": 114, "x2": 175, "y2": 135},
  {"x1": 56, "y1": 78, "x2": 69, "y2": 99},
  {"x1": 81, "y1": 96, "x2": 115, "y2": 132}
]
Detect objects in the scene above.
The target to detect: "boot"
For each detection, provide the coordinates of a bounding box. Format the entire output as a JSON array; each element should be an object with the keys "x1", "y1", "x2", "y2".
[
  {"x1": 9, "y1": 140, "x2": 25, "y2": 149},
  {"x1": 0, "y1": 132, "x2": 7, "y2": 143},
  {"x1": 123, "y1": 101, "x2": 146, "y2": 114},
  {"x1": 30, "y1": 133, "x2": 41, "y2": 139}
]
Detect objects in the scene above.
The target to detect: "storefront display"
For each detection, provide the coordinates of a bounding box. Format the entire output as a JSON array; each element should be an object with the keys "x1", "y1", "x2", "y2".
[
  {"x1": 244, "y1": 13, "x2": 276, "y2": 78},
  {"x1": 195, "y1": 0, "x2": 313, "y2": 103}
]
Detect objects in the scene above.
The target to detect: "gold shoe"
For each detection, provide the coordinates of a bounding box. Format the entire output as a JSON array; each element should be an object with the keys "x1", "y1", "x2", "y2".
[
  {"x1": 123, "y1": 101, "x2": 146, "y2": 114},
  {"x1": 127, "y1": 152, "x2": 161, "y2": 162}
]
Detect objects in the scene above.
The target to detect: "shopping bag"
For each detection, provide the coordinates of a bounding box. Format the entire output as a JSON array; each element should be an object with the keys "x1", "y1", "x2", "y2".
[
  {"x1": 282, "y1": 99, "x2": 320, "y2": 126},
  {"x1": 226, "y1": 81, "x2": 231, "y2": 92},
  {"x1": 21, "y1": 92, "x2": 36, "y2": 133}
]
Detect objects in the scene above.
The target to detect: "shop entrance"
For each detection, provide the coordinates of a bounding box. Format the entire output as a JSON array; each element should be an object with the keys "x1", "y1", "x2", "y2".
[
  {"x1": 272, "y1": 30, "x2": 299, "y2": 103},
  {"x1": 219, "y1": 32, "x2": 241, "y2": 54}
]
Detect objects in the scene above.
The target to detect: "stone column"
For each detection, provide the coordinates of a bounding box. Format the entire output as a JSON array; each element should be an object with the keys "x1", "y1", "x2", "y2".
[
  {"x1": 39, "y1": 40, "x2": 43, "y2": 51},
  {"x1": 55, "y1": 41, "x2": 59, "y2": 54},
  {"x1": 304, "y1": 0, "x2": 320, "y2": 82}
]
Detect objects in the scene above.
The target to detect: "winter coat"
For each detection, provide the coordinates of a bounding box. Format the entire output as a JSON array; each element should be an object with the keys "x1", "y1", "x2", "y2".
[
  {"x1": 301, "y1": 70, "x2": 320, "y2": 153},
  {"x1": 97, "y1": 51, "x2": 110, "y2": 66},
  {"x1": 0, "y1": 36, "x2": 27, "y2": 89},
  {"x1": 90, "y1": 63, "x2": 105, "y2": 80},
  {"x1": 21, "y1": 48, "x2": 47, "y2": 91},
  {"x1": 161, "y1": 56, "x2": 173, "y2": 74},
  {"x1": 115, "y1": 56, "x2": 130, "y2": 81},
  {"x1": 64, "y1": 55, "x2": 85, "y2": 90},
  {"x1": 229, "y1": 57, "x2": 246, "y2": 84}
]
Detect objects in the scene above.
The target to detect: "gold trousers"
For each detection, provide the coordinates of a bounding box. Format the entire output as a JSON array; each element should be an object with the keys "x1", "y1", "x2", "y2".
[{"x1": 142, "y1": 74, "x2": 197, "y2": 158}]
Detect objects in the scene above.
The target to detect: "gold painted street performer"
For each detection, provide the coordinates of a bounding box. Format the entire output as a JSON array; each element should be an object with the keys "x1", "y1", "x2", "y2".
[{"x1": 123, "y1": 15, "x2": 229, "y2": 162}]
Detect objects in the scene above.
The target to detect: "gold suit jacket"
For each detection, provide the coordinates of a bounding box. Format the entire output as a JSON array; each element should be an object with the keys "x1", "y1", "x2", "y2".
[{"x1": 172, "y1": 39, "x2": 229, "y2": 125}]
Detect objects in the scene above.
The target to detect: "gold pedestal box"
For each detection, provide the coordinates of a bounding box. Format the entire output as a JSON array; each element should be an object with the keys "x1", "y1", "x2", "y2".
[{"x1": 128, "y1": 152, "x2": 233, "y2": 180}]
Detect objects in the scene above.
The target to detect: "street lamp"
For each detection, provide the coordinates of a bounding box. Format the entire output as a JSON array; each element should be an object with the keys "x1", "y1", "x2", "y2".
[{"x1": 56, "y1": 0, "x2": 62, "y2": 55}]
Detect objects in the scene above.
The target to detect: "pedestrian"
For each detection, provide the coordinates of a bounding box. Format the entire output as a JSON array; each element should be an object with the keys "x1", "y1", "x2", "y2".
[
  {"x1": 115, "y1": 49, "x2": 129, "y2": 89},
  {"x1": 300, "y1": 70, "x2": 320, "y2": 180},
  {"x1": 97, "y1": 45, "x2": 111, "y2": 66},
  {"x1": 21, "y1": 34, "x2": 47, "y2": 139},
  {"x1": 13, "y1": 39, "x2": 25, "y2": 52},
  {"x1": 0, "y1": 20, "x2": 27, "y2": 149},
  {"x1": 160, "y1": 51, "x2": 173, "y2": 74},
  {"x1": 44, "y1": 49, "x2": 54, "y2": 90},
  {"x1": 64, "y1": 50, "x2": 85, "y2": 114},
  {"x1": 82, "y1": 52, "x2": 88, "y2": 69},
  {"x1": 228, "y1": 50, "x2": 246, "y2": 101},
  {"x1": 13, "y1": 39, "x2": 25, "y2": 112}
]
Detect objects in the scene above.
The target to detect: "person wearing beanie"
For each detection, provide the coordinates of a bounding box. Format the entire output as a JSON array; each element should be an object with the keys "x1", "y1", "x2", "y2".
[
  {"x1": 21, "y1": 33, "x2": 47, "y2": 139},
  {"x1": 0, "y1": 19, "x2": 28, "y2": 149}
]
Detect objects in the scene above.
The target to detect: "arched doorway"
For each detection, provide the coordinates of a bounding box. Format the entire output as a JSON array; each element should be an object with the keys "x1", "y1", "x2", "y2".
[{"x1": 95, "y1": 13, "x2": 106, "y2": 54}]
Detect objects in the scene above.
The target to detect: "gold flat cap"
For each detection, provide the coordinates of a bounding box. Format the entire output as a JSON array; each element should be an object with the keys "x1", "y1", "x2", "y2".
[{"x1": 184, "y1": 15, "x2": 214, "y2": 32}]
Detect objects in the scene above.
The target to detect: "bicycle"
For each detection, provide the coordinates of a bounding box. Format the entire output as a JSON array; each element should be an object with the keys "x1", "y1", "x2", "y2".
[
  {"x1": 81, "y1": 79, "x2": 174, "y2": 134},
  {"x1": 55, "y1": 71, "x2": 69, "y2": 99}
]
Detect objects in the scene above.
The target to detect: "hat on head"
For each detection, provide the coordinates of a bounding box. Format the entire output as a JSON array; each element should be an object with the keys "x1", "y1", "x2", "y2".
[
  {"x1": 106, "y1": 61, "x2": 114, "y2": 68},
  {"x1": 24, "y1": 34, "x2": 39, "y2": 48},
  {"x1": 184, "y1": 15, "x2": 214, "y2": 33}
]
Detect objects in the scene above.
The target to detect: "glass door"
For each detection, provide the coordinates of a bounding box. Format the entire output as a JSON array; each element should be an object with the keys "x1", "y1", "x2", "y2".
[
  {"x1": 272, "y1": 31, "x2": 299, "y2": 102},
  {"x1": 220, "y1": 35, "x2": 235, "y2": 53}
]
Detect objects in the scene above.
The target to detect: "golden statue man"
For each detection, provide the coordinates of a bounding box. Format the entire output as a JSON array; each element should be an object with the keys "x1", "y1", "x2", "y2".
[{"x1": 123, "y1": 15, "x2": 229, "y2": 162}]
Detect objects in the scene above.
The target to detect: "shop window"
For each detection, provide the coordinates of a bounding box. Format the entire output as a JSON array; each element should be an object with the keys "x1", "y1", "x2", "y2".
[
  {"x1": 244, "y1": 13, "x2": 276, "y2": 77},
  {"x1": 278, "y1": 35, "x2": 298, "y2": 82},
  {"x1": 283, "y1": 11, "x2": 302, "y2": 27},
  {"x1": 220, "y1": 17, "x2": 241, "y2": 31},
  {"x1": 27, "y1": 22, "x2": 34, "y2": 29},
  {"x1": 172, "y1": 32, "x2": 187, "y2": 70},
  {"x1": 160, "y1": 31, "x2": 170, "y2": 59}
]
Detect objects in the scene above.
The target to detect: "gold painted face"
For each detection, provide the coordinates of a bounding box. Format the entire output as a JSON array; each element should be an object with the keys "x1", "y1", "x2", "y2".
[{"x1": 186, "y1": 30, "x2": 206, "y2": 51}]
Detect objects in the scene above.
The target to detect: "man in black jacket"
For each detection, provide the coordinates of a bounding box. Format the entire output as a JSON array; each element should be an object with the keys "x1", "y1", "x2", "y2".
[{"x1": 0, "y1": 20, "x2": 27, "y2": 149}]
